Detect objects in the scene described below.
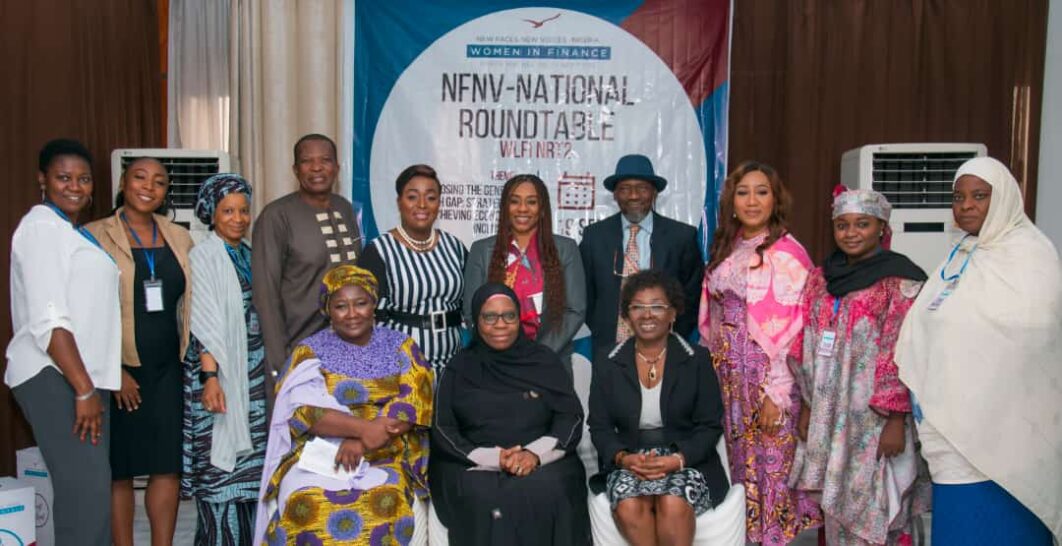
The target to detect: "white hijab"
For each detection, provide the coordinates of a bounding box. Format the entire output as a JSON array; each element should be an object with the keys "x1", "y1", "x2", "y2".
[{"x1": 896, "y1": 157, "x2": 1062, "y2": 540}]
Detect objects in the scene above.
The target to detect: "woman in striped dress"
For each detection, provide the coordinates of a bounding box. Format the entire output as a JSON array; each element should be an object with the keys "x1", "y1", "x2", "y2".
[
  {"x1": 181, "y1": 175, "x2": 266, "y2": 545},
  {"x1": 359, "y1": 164, "x2": 468, "y2": 373}
]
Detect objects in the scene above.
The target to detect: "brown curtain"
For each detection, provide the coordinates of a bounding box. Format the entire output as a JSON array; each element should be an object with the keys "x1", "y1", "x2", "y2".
[
  {"x1": 729, "y1": 0, "x2": 1048, "y2": 262},
  {"x1": 0, "y1": 0, "x2": 162, "y2": 474}
]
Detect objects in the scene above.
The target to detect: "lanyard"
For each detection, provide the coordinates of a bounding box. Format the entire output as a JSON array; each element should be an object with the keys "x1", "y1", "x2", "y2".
[
  {"x1": 121, "y1": 212, "x2": 159, "y2": 280},
  {"x1": 225, "y1": 242, "x2": 252, "y2": 283},
  {"x1": 43, "y1": 201, "x2": 114, "y2": 263},
  {"x1": 940, "y1": 235, "x2": 978, "y2": 283},
  {"x1": 831, "y1": 298, "x2": 841, "y2": 324}
]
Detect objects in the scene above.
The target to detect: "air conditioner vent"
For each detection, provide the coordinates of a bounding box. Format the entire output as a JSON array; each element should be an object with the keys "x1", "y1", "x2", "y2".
[{"x1": 871, "y1": 151, "x2": 979, "y2": 209}]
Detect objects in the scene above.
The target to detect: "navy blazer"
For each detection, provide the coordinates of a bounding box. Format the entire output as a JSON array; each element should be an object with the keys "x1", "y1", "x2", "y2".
[
  {"x1": 587, "y1": 334, "x2": 729, "y2": 504},
  {"x1": 579, "y1": 211, "x2": 703, "y2": 355}
]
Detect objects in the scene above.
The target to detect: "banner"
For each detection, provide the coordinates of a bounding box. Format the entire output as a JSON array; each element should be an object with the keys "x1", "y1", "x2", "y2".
[{"x1": 354, "y1": 0, "x2": 731, "y2": 253}]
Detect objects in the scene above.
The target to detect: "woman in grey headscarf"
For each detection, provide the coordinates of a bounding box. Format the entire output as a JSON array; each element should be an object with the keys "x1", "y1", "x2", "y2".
[{"x1": 181, "y1": 174, "x2": 266, "y2": 545}]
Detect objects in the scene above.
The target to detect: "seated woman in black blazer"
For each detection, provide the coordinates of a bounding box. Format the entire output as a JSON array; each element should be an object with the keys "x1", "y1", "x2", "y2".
[{"x1": 589, "y1": 270, "x2": 730, "y2": 546}]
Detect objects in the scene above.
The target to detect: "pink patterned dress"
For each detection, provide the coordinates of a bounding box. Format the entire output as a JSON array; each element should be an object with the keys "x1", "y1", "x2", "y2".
[
  {"x1": 788, "y1": 271, "x2": 931, "y2": 545},
  {"x1": 700, "y1": 233, "x2": 822, "y2": 544}
]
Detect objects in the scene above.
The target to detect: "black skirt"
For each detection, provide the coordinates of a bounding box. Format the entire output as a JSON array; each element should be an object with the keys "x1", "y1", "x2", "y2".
[{"x1": 110, "y1": 245, "x2": 185, "y2": 479}]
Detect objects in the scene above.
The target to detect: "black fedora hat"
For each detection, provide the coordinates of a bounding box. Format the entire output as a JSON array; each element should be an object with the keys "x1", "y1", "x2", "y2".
[{"x1": 602, "y1": 154, "x2": 667, "y2": 192}]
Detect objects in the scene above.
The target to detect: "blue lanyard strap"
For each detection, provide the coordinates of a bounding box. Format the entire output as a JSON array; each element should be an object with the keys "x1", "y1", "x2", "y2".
[
  {"x1": 940, "y1": 235, "x2": 978, "y2": 283},
  {"x1": 43, "y1": 201, "x2": 113, "y2": 262},
  {"x1": 120, "y1": 212, "x2": 159, "y2": 279},
  {"x1": 225, "y1": 242, "x2": 252, "y2": 283}
]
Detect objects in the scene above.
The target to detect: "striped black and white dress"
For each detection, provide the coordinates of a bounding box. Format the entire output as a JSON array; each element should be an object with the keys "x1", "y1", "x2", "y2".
[{"x1": 359, "y1": 230, "x2": 468, "y2": 372}]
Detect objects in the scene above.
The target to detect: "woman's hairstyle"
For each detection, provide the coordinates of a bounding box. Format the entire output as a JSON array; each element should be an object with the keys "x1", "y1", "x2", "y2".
[
  {"x1": 487, "y1": 174, "x2": 564, "y2": 327},
  {"x1": 707, "y1": 160, "x2": 792, "y2": 272},
  {"x1": 395, "y1": 164, "x2": 441, "y2": 195},
  {"x1": 38, "y1": 138, "x2": 93, "y2": 173},
  {"x1": 113, "y1": 157, "x2": 171, "y2": 216},
  {"x1": 292, "y1": 133, "x2": 337, "y2": 165},
  {"x1": 619, "y1": 270, "x2": 685, "y2": 319}
]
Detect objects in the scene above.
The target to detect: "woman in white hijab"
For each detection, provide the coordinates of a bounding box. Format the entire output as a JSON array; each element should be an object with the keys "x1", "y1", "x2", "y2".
[{"x1": 895, "y1": 157, "x2": 1062, "y2": 545}]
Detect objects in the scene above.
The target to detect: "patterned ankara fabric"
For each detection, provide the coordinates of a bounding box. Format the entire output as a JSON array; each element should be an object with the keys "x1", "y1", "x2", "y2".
[
  {"x1": 605, "y1": 446, "x2": 714, "y2": 516},
  {"x1": 788, "y1": 270, "x2": 931, "y2": 545},
  {"x1": 832, "y1": 188, "x2": 891, "y2": 221},
  {"x1": 181, "y1": 246, "x2": 267, "y2": 539},
  {"x1": 702, "y1": 233, "x2": 822, "y2": 544},
  {"x1": 194, "y1": 173, "x2": 252, "y2": 227},
  {"x1": 260, "y1": 327, "x2": 433, "y2": 546},
  {"x1": 319, "y1": 264, "x2": 379, "y2": 313}
]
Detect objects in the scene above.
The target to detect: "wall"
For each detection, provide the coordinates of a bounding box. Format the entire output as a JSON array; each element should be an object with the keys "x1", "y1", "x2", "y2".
[{"x1": 1037, "y1": 0, "x2": 1062, "y2": 247}]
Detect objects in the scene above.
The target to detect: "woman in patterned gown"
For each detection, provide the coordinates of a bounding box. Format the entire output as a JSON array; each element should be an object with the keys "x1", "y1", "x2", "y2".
[
  {"x1": 788, "y1": 187, "x2": 930, "y2": 545},
  {"x1": 182, "y1": 174, "x2": 267, "y2": 545},
  {"x1": 254, "y1": 265, "x2": 433, "y2": 546},
  {"x1": 699, "y1": 161, "x2": 821, "y2": 544}
]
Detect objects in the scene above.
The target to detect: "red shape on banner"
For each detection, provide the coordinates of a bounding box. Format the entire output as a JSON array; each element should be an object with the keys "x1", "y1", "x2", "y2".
[
  {"x1": 557, "y1": 172, "x2": 597, "y2": 211},
  {"x1": 620, "y1": 0, "x2": 731, "y2": 106}
]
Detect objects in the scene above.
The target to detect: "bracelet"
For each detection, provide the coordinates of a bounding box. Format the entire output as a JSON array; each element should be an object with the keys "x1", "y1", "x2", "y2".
[
  {"x1": 74, "y1": 389, "x2": 96, "y2": 401},
  {"x1": 199, "y1": 370, "x2": 219, "y2": 383},
  {"x1": 673, "y1": 452, "x2": 685, "y2": 469},
  {"x1": 614, "y1": 450, "x2": 629, "y2": 466}
]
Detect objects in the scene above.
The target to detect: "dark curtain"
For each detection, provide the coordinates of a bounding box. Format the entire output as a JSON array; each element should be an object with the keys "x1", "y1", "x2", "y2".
[
  {"x1": 729, "y1": 0, "x2": 1048, "y2": 262},
  {"x1": 0, "y1": 0, "x2": 162, "y2": 474}
]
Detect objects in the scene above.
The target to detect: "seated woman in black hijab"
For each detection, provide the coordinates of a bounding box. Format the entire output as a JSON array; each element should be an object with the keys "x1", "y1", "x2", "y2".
[{"x1": 429, "y1": 283, "x2": 591, "y2": 545}]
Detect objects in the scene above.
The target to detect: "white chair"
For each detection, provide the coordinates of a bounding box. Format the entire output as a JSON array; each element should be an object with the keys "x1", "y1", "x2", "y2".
[
  {"x1": 571, "y1": 355, "x2": 747, "y2": 546},
  {"x1": 411, "y1": 497, "x2": 429, "y2": 546}
]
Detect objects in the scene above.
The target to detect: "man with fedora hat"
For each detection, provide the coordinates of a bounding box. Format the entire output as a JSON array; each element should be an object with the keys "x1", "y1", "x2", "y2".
[{"x1": 579, "y1": 154, "x2": 703, "y2": 356}]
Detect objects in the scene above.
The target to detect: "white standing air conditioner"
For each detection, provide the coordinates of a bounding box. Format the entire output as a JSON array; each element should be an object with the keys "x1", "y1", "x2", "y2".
[
  {"x1": 111, "y1": 149, "x2": 232, "y2": 242},
  {"x1": 840, "y1": 143, "x2": 987, "y2": 274}
]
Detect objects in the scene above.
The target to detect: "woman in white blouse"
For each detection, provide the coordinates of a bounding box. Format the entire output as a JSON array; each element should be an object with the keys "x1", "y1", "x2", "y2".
[{"x1": 5, "y1": 139, "x2": 122, "y2": 546}]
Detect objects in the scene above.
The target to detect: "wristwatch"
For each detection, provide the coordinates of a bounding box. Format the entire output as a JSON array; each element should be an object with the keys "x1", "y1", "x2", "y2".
[{"x1": 199, "y1": 370, "x2": 219, "y2": 383}]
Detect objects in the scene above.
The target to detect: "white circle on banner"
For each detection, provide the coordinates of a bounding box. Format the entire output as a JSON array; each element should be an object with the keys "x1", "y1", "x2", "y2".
[{"x1": 370, "y1": 7, "x2": 706, "y2": 246}]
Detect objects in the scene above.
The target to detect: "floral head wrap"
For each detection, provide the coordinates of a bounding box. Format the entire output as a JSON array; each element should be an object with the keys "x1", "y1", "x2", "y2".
[
  {"x1": 831, "y1": 185, "x2": 892, "y2": 221},
  {"x1": 194, "y1": 173, "x2": 253, "y2": 226},
  {"x1": 319, "y1": 264, "x2": 379, "y2": 314}
]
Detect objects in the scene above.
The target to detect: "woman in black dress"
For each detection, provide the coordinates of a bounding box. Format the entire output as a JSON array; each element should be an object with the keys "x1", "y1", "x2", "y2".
[
  {"x1": 86, "y1": 157, "x2": 194, "y2": 546},
  {"x1": 430, "y1": 283, "x2": 591, "y2": 545}
]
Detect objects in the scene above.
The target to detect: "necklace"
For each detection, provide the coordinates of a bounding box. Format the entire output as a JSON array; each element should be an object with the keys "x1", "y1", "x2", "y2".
[
  {"x1": 396, "y1": 224, "x2": 437, "y2": 251},
  {"x1": 636, "y1": 345, "x2": 666, "y2": 383}
]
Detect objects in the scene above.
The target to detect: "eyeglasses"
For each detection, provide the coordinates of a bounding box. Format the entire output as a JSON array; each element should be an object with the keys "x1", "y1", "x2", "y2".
[
  {"x1": 480, "y1": 311, "x2": 519, "y2": 325},
  {"x1": 627, "y1": 304, "x2": 671, "y2": 316},
  {"x1": 612, "y1": 250, "x2": 654, "y2": 278}
]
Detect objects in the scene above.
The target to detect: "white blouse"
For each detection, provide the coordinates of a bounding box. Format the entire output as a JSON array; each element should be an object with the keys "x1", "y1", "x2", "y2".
[
  {"x1": 5, "y1": 205, "x2": 122, "y2": 390},
  {"x1": 639, "y1": 381, "x2": 664, "y2": 430}
]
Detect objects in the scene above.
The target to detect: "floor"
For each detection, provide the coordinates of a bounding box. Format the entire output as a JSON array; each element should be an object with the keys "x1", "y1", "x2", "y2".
[{"x1": 134, "y1": 493, "x2": 930, "y2": 545}]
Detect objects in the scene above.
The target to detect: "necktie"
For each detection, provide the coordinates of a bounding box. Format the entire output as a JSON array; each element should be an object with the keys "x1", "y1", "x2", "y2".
[{"x1": 616, "y1": 224, "x2": 641, "y2": 344}]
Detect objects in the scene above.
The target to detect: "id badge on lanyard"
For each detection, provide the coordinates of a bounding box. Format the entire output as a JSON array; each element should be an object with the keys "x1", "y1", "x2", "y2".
[
  {"x1": 930, "y1": 237, "x2": 977, "y2": 312},
  {"x1": 816, "y1": 298, "x2": 842, "y2": 358},
  {"x1": 144, "y1": 279, "x2": 165, "y2": 312},
  {"x1": 123, "y1": 213, "x2": 165, "y2": 313}
]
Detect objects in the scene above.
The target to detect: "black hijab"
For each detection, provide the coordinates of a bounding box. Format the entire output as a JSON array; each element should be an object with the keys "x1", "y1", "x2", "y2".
[
  {"x1": 447, "y1": 283, "x2": 581, "y2": 414},
  {"x1": 823, "y1": 247, "x2": 927, "y2": 297}
]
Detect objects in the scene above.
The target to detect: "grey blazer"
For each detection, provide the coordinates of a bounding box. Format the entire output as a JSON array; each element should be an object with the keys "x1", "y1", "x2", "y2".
[{"x1": 463, "y1": 234, "x2": 586, "y2": 370}]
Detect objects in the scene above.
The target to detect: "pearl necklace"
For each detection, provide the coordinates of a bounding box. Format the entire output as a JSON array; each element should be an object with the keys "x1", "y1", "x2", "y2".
[
  {"x1": 636, "y1": 345, "x2": 666, "y2": 383},
  {"x1": 396, "y1": 224, "x2": 437, "y2": 251}
]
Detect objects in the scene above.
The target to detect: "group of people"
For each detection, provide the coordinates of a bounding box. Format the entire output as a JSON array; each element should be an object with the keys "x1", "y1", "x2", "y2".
[{"x1": 5, "y1": 134, "x2": 1060, "y2": 546}]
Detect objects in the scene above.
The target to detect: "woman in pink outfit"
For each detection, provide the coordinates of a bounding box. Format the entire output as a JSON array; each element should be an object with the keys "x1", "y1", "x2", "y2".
[{"x1": 699, "y1": 161, "x2": 822, "y2": 544}]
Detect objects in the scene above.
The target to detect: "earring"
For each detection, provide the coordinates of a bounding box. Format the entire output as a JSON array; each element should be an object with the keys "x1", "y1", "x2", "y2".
[
  {"x1": 40, "y1": 187, "x2": 45, "y2": 202},
  {"x1": 732, "y1": 213, "x2": 737, "y2": 219}
]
